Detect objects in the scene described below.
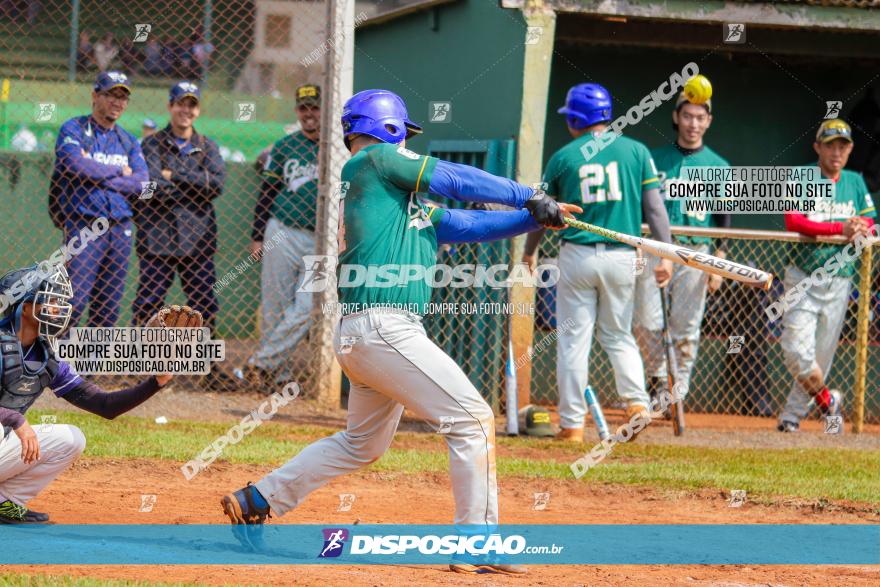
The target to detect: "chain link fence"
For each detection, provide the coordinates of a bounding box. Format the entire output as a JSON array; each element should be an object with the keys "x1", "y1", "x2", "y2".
[
  {"x1": 3, "y1": 1, "x2": 880, "y2": 428},
  {"x1": 0, "y1": 0, "x2": 364, "y2": 398},
  {"x1": 529, "y1": 226, "x2": 880, "y2": 427}
]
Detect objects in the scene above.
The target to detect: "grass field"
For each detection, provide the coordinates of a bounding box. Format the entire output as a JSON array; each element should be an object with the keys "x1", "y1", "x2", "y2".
[
  {"x1": 28, "y1": 409, "x2": 880, "y2": 506},
  {"x1": 5, "y1": 403, "x2": 879, "y2": 586}
]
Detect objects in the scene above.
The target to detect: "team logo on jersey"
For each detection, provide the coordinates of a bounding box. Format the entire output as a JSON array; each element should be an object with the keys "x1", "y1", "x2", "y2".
[
  {"x1": 283, "y1": 158, "x2": 318, "y2": 193},
  {"x1": 865, "y1": 192, "x2": 875, "y2": 211},
  {"x1": 396, "y1": 146, "x2": 420, "y2": 160},
  {"x1": 808, "y1": 199, "x2": 854, "y2": 222},
  {"x1": 407, "y1": 194, "x2": 433, "y2": 230},
  {"x1": 319, "y1": 528, "x2": 349, "y2": 558}
]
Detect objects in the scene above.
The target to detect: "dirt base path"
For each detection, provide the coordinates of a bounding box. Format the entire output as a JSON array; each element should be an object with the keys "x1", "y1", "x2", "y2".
[{"x1": 7, "y1": 459, "x2": 879, "y2": 586}]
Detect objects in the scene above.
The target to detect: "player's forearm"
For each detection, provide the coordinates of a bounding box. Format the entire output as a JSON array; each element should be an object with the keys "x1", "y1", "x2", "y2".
[
  {"x1": 103, "y1": 169, "x2": 149, "y2": 195},
  {"x1": 58, "y1": 148, "x2": 122, "y2": 181},
  {"x1": 523, "y1": 227, "x2": 547, "y2": 256},
  {"x1": 784, "y1": 212, "x2": 843, "y2": 236},
  {"x1": 251, "y1": 180, "x2": 278, "y2": 241},
  {"x1": 642, "y1": 187, "x2": 673, "y2": 243},
  {"x1": 428, "y1": 161, "x2": 533, "y2": 208},
  {"x1": 61, "y1": 376, "x2": 163, "y2": 420},
  {"x1": 435, "y1": 209, "x2": 540, "y2": 244},
  {"x1": 0, "y1": 406, "x2": 25, "y2": 431}
]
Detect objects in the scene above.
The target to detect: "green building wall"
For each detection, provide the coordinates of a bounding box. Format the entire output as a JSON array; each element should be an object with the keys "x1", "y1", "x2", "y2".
[{"x1": 354, "y1": 0, "x2": 527, "y2": 151}]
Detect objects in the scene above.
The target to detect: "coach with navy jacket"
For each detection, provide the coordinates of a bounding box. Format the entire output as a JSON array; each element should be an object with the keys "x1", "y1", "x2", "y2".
[
  {"x1": 53, "y1": 71, "x2": 148, "y2": 328},
  {"x1": 133, "y1": 82, "x2": 236, "y2": 391}
]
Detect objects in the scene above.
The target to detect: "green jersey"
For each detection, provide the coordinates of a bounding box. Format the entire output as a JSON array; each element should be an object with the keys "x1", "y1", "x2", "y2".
[
  {"x1": 544, "y1": 131, "x2": 659, "y2": 246},
  {"x1": 338, "y1": 143, "x2": 441, "y2": 313},
  {"x1": 789, "y1": 165, "x2": 876, "y2": 277},
  {"x1": 264, "y1": 131, "x2": 319, "y2": 231},
  {"x1": 652, "y1": 143, "x2": 730, "y2": 246}
]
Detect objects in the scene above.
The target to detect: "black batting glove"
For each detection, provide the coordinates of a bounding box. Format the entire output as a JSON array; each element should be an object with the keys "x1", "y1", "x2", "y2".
[{"x1": 524, "y1": 189, "x2": 565, "y2": 228}]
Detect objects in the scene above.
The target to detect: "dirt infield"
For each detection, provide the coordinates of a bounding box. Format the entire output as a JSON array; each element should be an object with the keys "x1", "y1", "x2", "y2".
[{"x1": 9, "y1": 458, "x2": 880, "y2": 586}]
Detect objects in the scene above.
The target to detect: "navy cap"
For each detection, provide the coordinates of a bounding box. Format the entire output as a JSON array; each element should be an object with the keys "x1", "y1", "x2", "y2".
[
  {"x1": 142, "y1": 118, "x2": 157, "y2": 129},
  {"x1": 169, "y1": 81, "x2": 201, "y2": 104},
  {"x1": 94, "y1": 71, "x2": 131, "y2": 94}
]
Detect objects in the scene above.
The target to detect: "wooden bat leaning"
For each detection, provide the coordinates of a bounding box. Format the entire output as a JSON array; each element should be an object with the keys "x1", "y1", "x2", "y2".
[{"x1": 562, "y1": 217, "x2": 774, "y2": 290}]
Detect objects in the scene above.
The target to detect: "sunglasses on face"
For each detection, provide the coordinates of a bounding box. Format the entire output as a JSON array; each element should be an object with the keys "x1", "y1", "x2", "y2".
[{"x1": 101, "y1": 91, "x2": 130, "y2": 102}]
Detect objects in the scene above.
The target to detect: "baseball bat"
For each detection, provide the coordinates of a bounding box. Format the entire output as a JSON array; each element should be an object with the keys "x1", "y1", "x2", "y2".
[
  {"x1": 660, "y1": 287, "x2": 685, "y2": 436},
  {"x1": 562, "y1": 217, "x2": 773, "y2": 290},
  {"x1": 505, "y1": 338, "x2": 519, "y2": 436},
  {"x1": 583, "y1": 385, "x2": 611, "y2": 441}
]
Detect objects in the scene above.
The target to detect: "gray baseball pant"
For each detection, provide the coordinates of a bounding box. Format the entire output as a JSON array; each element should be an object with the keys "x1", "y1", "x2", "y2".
[
  {"x1": 779, "y1": 265, "x2": 850, "y2": 423},
  {"x1": 0, "y1": 424, "x2": 85, "y2": 506},
  {"x1": 556, "y1": 242, "x2": 650, "y2": 430},
  {"x1": 633, "y1": 244, "x2": 710, "y2": 398},
  {"x1": 249, "y1": 218, "x2": 315, "y2": 381},
  {"x1": 254, "y1": 308, "x2": 499, "y2": 527}
]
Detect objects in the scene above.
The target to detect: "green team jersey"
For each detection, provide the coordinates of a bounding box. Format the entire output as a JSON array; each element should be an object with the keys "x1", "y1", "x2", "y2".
[
  {"x1": 652, "y1": 143, "x2": 729, "y2": 246},
  {"x1": 543, "y1": 131, "x2": 659, "y2": 245},
  {"x1": 789, "y1": 165, "x2": 876, "y2": 277},
  {"x1": 338, "y1": 143, "x2": 441, "y2": 313},
  {"x1": 264, "y1": 131, "x2": 319, "y2": 231}
]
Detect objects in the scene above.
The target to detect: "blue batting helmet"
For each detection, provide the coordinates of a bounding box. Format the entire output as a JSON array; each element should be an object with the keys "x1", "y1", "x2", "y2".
[
  {"x1": 341, "y1": 89, "x2": 422, "y2": 148},
  {"x1": 558, "y1": 83, "x2": 613, "y2": 129}
]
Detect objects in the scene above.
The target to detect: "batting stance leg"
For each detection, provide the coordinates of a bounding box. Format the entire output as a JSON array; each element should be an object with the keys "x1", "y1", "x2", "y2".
[{"x1": 254, "y1": 308, "x2": 498, "y2": 526}]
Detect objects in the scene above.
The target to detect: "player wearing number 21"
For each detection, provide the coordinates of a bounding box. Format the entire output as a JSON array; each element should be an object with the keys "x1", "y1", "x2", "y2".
[
  {"x1": 634, "y1": 90, "x2": 730, "y2": 408},
  {"x1": 523, "y1": 83, "x2": 674, "y2": 443}
]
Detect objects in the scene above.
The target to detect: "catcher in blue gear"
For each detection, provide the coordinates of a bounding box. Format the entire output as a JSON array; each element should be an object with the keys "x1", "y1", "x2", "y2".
[{"x1": 0, "y1": 263, "x2": 199, "y2": 524}]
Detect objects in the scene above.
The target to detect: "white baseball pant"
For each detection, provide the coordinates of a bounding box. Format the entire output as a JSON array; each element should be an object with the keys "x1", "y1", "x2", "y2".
[
  {"x1": 779, "y1": 265, "x2": 851, "y2": 423},
  {"x1": 633, "y1": 244, "x2": 711, "y2": 398},
  {"x1": 0, "y1": 424, "x2": 85, "y2": 506},
  {"x1": 556, "y1": 242, "x2": 650, "y2": 430},
  {"x1": 254, "y1": 308, "x2": 499, "y2": 527},
  {"x1": 249, "y1": 218, "x2": 316, "y2": 381}
]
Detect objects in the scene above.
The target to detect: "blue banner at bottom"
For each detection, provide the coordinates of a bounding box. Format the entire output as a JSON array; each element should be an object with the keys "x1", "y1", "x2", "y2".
[{"x1": 1, "y1": 524, "x2": 878, "y2": 565}]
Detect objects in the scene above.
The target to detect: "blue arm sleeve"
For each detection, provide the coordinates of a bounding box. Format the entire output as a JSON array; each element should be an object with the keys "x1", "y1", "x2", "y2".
[
  {"x1": 55, "y1": 122, "x2": 121, "y2": 182},
  {"x1": 428, "y1": 160, "x2": 533, "y2": 208},
  {"x1": 434, "y1": 208, "x2": 540, "y2": 244}
]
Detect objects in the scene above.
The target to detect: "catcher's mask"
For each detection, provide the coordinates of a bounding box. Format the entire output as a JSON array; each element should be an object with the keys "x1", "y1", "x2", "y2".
[{"x1": 0, "y1": 263, "x2": 74, "y2": 339}]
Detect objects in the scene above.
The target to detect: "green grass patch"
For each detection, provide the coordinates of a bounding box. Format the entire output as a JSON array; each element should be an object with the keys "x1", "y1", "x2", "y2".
[{"x1": 30, "y1": 409, "x2": 880, "y2": 506}]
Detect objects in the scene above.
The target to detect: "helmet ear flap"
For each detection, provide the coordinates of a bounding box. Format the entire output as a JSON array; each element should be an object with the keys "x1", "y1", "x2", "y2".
[
  {"x1": 567, "y1": 114, "x2": 588, "y2": 130},
  {"x1": 384, "y1": 123, "x2": 403, "y2": 139}
]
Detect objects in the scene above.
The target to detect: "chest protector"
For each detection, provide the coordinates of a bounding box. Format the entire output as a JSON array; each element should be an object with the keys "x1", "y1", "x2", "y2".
[{"x1": 0, "y1": 331, "x2": 58, "y2": 436}]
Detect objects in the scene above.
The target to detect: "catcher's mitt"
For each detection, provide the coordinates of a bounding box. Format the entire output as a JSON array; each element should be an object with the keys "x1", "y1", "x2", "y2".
[{"x1": 146, "y1": 305, "x2": 203, "y2": 328}]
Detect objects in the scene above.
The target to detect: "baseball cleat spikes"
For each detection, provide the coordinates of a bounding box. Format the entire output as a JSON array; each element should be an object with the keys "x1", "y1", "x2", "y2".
[{"x1": 221, "y1": 483, "x2": 270, "y2": 552}]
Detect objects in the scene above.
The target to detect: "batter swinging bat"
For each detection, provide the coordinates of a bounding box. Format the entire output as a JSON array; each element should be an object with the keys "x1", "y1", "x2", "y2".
[
  {"x1": 660, "y1": 287, "x2": 685, "y2": 436},
  {"x1": 562, "y1": 217, "x2": 773, "y2": 290}
]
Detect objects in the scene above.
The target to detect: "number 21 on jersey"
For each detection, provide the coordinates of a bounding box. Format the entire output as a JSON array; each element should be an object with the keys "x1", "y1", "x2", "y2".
[{"x1": 579, "y1": 161, "x2": 621, "y2": 204}]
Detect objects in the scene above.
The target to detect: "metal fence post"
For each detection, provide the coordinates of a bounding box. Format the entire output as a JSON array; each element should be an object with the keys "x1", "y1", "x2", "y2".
[
  {"x1": 854, "y1": 243, "x2": 873, "y2": 433},
  {"x1": 312, "y1": 0, "x2": 354, "y2": 406}
]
